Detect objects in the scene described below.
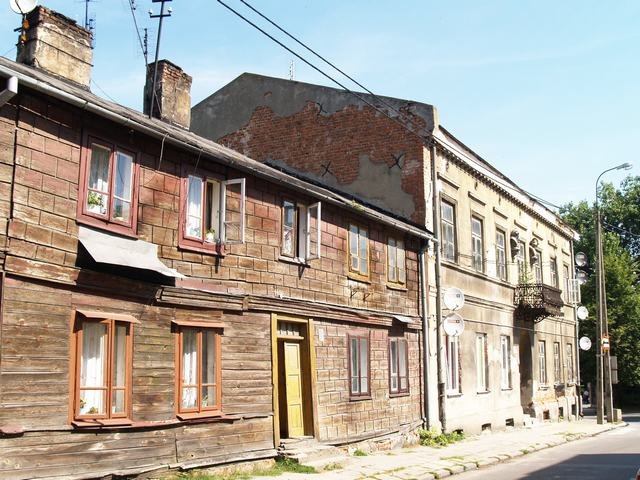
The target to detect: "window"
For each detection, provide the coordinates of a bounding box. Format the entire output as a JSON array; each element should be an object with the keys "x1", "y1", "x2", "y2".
[
  {"x1": 553, "y1": 342, "x2": 562, "y2": 384},
  {"x1": 281, "y1": 199, "x2": 321, "y2": 261},
  {"x1": 471, "y1": 216, "x2": 484, "y2": 272},
  {"x1": 349, "y1": 225, "x2": 369, "y2": 277},
  {"x1": 389, "y1": 338, "x2": 409, "y2": 394},
  {"x1": 176, "y1": 325, "x2": 222, "y2": 418},
  {"x1": 516, "y1": 240, "x2": 526, "y2": 283},
  {"x1": 179, "y1": 170, "x2": 246, "y2": 252},
  {"x1": 78, "y1": 137, "x2": 139, "y2": 235},
  {"x1": 496, "y1": 230, "x2": 507, "y2": 281},
  {"x1": 441, "y1": 200, "x2": 456, "y2": 262},
  {"x1": 538, "y1": 340, "x2": 548, "y2": 385},
  {"x1": 550, "y1": 257, "x2": 558, "y2": 288},
  {"x1": 566, "y1": 343, "x2": 574, "y2": 384},
  {"x1": 446, "y1": 335, "x2": 460, "y2": 394},
  {"x1": 475, "y1": 333, "x2": 488, "y2": 392},
  {"x1": 387, "y1": 237, "x2": 406, "y2": 285},
  {"x1": 349, "y1": 335, "x2": 370, "y2": 398},
  {"x1": 500, "y1": 335, "x2": 512, "y2": 389},
  {"x1": 563, "y1": 264, "x2": 570, "y2": 302},
  {"x1": 72, "y1": 310, "x2": 135, "y2": 423},
  {"x1": 532, "y1": 249, "x2": 543, "y2": 283}
]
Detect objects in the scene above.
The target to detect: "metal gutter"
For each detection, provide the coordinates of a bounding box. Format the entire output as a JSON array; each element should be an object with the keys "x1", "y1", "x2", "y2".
[{"x1": 0, "y1": 60, "x2": 434, "y2": 242}]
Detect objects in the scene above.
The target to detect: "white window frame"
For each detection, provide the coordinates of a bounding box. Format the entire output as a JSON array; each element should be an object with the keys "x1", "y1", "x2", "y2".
[
  {"x1": 475, "y1": 333, "x2": 488, "y2": 393},
  {"x1": 471, "y1": 216, "x2": 484, "y2": 272},
  {"x1": 550, "y1": 256, "x2": 558, "y2": 288},
  {"x1": 553, "y1": 341, "x2": 562, "y2": 384},
  {"x1": 281, "y1": 199, "x2": 321, "y2": 261},
  {"x1": 538, "y1": 340, "x2": 548, "y2": 385},
  {"x1": 500, "y1": 335, "x2": 512, "y2": 390},
  {"x1": 441, "y1": 200, "x2": 456, "y2": 262},
  {"x1": 446, "y1": 334, "x2": 460, "y2": 394},
  {"x1": 496, "y1": 230, "x2": 507, "y2": 281},
  {"x1": 387, "y1": 237, "x2": 406, "y2": 285},
  {"x1": 349, "y1": 224, "x2": 369, "y2": 277}
]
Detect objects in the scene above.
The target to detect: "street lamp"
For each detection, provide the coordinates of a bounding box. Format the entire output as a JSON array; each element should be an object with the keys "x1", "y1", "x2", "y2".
[{"x1": 594, "y1": 162, "x2": 632, "y2": 424}]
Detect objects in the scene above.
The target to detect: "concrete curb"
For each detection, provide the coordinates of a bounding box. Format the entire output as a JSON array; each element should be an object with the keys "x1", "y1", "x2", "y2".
[{"x1": 432, "y1": 421, "x2": 629, "y2": 478}]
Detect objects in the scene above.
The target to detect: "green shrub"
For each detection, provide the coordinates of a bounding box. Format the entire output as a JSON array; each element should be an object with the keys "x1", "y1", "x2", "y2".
[{"x1": 417, "y1": 428, "x2": 465, "y2": 448}]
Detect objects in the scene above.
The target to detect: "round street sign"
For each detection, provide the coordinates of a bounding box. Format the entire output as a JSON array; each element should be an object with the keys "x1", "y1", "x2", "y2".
[
  {"x1": 579, "y1": 336, "x2": 592, "y2": 351},
  {"x1": 443, "y1": 313, "x2": 465, "y2": 337},
  {"x1": 443, "y1": 288, "x2": 465, "y2": 311},
  {"x1": 576, "y1": 306, "x2": 589, "y2": 321}
]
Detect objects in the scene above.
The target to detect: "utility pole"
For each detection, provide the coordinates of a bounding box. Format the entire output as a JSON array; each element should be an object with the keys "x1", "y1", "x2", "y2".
[
  {"x1": 594, "y1": 163, "x2": 632, "y2": 424},
  {"x1": 148, "y1": 0, "x2": 172, "y2": 119}
]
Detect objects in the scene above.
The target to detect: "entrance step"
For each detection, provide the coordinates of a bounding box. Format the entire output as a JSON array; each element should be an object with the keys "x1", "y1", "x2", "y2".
[{"x1": 278, "y1": 438, "x2": 348, "y2": 470}]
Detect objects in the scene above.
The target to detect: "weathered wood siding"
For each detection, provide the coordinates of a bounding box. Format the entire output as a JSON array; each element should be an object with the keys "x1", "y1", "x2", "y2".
[{"x1": 0, "y1": 277, "x2": 273, "y2": 479}]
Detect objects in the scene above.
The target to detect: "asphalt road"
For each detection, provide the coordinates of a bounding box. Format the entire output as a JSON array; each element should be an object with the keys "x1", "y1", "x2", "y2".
[{"x1": 456, "y1": 411, "x2": 640, "y2": 480}]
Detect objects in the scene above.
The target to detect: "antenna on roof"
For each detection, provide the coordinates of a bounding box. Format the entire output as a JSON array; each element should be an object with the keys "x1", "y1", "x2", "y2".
[
  {"x1": 289, "y1": 60, "x2": 295, "y2": 80},
  {"x1": 82, "y1": 0, "x2": 96, "y2": 47},
  {"x1": 148, "y1": 0, "x2": 172, "y2": 119},
  {"x1": 128, "y1": 0, "x2": 148, "y2": 64}
]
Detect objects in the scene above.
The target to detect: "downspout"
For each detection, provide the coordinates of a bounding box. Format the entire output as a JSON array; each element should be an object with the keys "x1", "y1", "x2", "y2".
[
  {"x1": 430, "y1": 141, "x2": 446, "y2": 432},
  {"x1": 419, "y1": 240, "x2": 431, "y2": 429},
  {"x1": 569, "y1": 240, "x2": 582, "y2": 417},
  {"x1": 0, "y1": 77, "x2": 18, "y2": 107}
]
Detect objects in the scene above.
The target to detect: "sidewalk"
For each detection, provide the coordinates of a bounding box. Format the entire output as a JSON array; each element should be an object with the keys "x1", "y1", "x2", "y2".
[{"x1": 256, "y1": 415, "x2": 627, "y2": 480}]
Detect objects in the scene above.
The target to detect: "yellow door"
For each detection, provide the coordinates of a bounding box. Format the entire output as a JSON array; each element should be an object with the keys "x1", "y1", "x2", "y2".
[{"x1": 284, "y1": 341, "x2": 304, "y2": 437}]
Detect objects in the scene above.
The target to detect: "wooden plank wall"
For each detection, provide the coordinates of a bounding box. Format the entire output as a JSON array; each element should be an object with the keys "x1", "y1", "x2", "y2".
[{"x1": 0, "y1": 277, "x2": 274, "y2": 479}]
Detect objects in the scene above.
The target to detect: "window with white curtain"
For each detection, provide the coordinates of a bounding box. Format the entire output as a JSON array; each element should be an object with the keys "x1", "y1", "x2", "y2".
[
  {"x1": 446, "y1": 335, "x2": 460, "y2": 394},
  {"x1": 280, "y1": 198, "x2": 322, "y2": 261},
  {"x1": 177, "y1": 326, "x2": 222, "y2": 416},
  {"x1": 500, "y1": 335, "x2": 512, "y2": 390},
  {"x1": 476, "y1": 333, "x2": 489, "y2": 392},
  {"x1": 73, "y1": 314, "x2": 133, "y2": 421},
  {"x1": 80, "y1": 137, "x2": 138, "y2": 235}
]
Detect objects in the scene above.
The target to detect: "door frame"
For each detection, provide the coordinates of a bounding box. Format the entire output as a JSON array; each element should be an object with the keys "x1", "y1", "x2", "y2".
[{"x1": 271, "y1": 313, "x2": 318, "y2": 445}]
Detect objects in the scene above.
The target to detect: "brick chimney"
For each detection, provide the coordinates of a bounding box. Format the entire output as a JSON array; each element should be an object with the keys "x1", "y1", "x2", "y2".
[
  {"x1": 16, "y1": 6, "x2": 93, "y2": 88},
  {"x1": 144, "y1": 60, "x2": 192, "y2": 129}
]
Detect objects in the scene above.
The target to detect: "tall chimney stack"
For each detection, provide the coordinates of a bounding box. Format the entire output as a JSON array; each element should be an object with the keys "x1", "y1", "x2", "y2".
[
  {"x1": 144, "y1": 60, "x2": 192, "y2": 129},
  {"x1": 16, "y1": 6, "x2": 93, "y2": 88}
]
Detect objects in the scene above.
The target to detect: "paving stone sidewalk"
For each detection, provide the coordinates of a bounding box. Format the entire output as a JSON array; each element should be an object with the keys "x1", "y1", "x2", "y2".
[{"x1": 256, "y1": 417, "x2": 626, "y2": 480}]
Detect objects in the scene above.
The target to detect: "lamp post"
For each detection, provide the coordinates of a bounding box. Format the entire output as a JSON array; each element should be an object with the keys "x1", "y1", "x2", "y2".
[{"x1": 594, "y1": 162, "x2": 632, "y2": 424}]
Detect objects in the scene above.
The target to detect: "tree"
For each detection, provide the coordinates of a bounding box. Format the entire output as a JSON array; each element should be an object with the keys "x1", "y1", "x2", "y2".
[{"x1": 560, "y1": 176, "x2": 640, "y2": 392}]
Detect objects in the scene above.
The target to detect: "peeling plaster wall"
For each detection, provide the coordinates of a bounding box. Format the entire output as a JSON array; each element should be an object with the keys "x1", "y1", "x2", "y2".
[{"x1": 191, "y1": 73, "x2": 437, "y2": 225}]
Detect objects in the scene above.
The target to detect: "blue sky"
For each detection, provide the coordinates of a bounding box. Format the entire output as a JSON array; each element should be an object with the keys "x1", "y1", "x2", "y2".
[{"x1": 1, "y1": 1, "x2": 638, "y2": 207}]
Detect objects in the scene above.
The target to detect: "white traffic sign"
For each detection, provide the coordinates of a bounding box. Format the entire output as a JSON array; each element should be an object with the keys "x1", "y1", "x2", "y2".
[
  {"x1": 576, "y1": 306, "x2": 589, "y2": 321},
  {"x1": 579, "y1": 336, "x2": 592, "y2": 351}
]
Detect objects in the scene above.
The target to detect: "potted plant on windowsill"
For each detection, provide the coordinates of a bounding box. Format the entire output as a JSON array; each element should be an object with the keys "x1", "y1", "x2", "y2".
[
  {"x1": 87, "y1": 191, "x2": 105, "y2": 214},
  {"x1": 205, "y1": 228, "x2": 216, "y2": 244}
]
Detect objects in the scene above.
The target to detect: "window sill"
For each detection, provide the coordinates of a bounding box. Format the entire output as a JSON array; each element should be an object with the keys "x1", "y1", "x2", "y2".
[
  {"x1": 347, "y1": 272, "x2": 371, "y2": 284},
  {"x1": 446, "y1": 392, "x2": 462, "y2": 398},
  {"x1": 77, "y1": 216, "x2": 137, "y2": 239},
  {"x1": 501, "y1": 387, "x2": 513, "y2": 392},
  {"x1": 178, "y1": 242, "x2": 226, "y2": 257},
  {"x1": 176, "y1": 410, "x2": 224, "y2": 421},
  {"x1": 278, "y1": 255, "x2": 310, "y2": 267},
  {"x1": 349, "y1": 395, "x2": 372, "y2": 402},
  {"x1": 476, "y1": 390, "x2": 491, "y2": 395},
  {"x1": 386, "y1": 282, "x2": 407, "y2": 292},
  {"x1": 389, "y1": 391, "x2": 410, "y2": 398},
  {"x1": 539, "y1": 385, "x2": 550, "y2": 390},
  {"x1": 72, "y1": 418, "x2": 133, "y2": 428}
]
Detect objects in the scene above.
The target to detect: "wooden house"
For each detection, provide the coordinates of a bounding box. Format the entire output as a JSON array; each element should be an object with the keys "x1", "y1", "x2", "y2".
[{"x1": 0, "y1": 7, "x2": 433, "y2": 478}]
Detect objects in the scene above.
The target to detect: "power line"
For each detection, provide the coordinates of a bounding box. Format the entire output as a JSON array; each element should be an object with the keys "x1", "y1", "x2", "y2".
[
  {"x1": 128, "y1": 0, "x2": 148, "y2": 64},
  {"x1": 217, "y1": 0, "x2": 568, "y2": 222}
]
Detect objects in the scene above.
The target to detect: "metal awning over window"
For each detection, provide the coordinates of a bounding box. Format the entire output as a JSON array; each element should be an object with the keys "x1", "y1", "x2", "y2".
[
  {"x1": 393, "y1": 314, "x2": 414, "y2": 325},
  {"x1": 78, "y1": 226, "x2": 185, "y2": 279}
]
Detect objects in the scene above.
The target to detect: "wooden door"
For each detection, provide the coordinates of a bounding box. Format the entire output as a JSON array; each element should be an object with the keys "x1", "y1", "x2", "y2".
[{"x1": 284, "y1": 341, "x2": 304, "y2": 437}]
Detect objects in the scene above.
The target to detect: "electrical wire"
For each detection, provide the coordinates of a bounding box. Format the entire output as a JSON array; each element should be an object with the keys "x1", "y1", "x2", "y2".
[
  {"x1": 216, "y1": 0, "x2": 572, "y2": 221},
  {"x1": 128, "y1": 0, "x2": 148, "y2": 65}
]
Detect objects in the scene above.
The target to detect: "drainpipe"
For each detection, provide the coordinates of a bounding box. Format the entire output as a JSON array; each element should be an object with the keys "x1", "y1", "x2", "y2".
[
  {"x1": 430, "y1": 141, "x2": 446, "y2": 432},
  {"x1": 419, "y1": 240, "x2": 431, "y2": 429},
  {"x1": 0, "y1": 77, "x2": 18, "y2": 107},
  {"x1": 569, "y1": 240, "x2": 582, "y2": 417}
]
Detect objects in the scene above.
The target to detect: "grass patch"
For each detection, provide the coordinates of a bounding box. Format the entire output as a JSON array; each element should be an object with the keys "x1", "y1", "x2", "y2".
[
  {"x1": 440, "y1": 455, "x2": 465, "y2": 461},
  {"x1": 418, "y1": 428, "x2": 465, "y2": 448},
  {"x1": 176, "y1": 458, "x2": 316, "y2": 480},
  {"x1": 322, "y1": 463, "x2": 343, "y2": 471},
  {"x1": 353, "y1": 449, "x2": 368, "y2": 457}
]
